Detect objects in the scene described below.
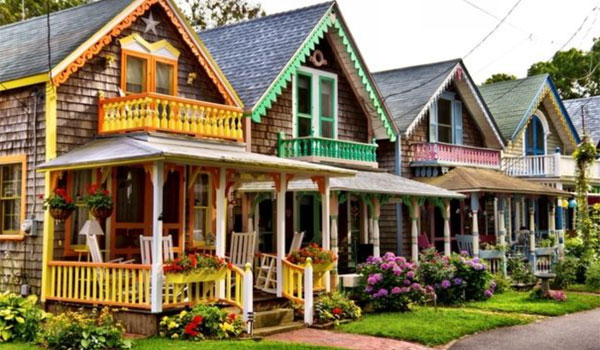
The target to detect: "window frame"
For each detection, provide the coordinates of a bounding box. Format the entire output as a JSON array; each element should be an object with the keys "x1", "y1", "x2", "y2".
[
  {"x1": 121, "y1": 49, "x2": 178, "y2": 96},
  {"x1": 187, "y1": 169, "x2": 213, "y2": 248},
  {"x1": 293, "y1": 67, "x2": 338, "y2": 138},
  {"x1": 436, "y1": 97, "x2": 453, "y2": 144},
  {"x1": 318, "y1": 75, "x2": 337, "y2": 139},
  {"x1": 0, "y1": 155, "x2": 27, "y2": 241},
  {"x1": 523, "y1": 115, "x2": 547, "y2": 156},
  {"x1": 429, "y1": 91, "x2": 463, "y2": 145}
]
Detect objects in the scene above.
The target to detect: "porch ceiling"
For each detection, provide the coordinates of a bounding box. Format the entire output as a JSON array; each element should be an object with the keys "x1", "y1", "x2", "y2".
[
  {"x1": 238, "y1": 170, "x2": 465, "y2": 199},
  {"x1": 420, "y1": 167, "x2": 569, "y2": 196},
  {"x1": 36, "y1": 133, "x2": 355, "y2": 177}
]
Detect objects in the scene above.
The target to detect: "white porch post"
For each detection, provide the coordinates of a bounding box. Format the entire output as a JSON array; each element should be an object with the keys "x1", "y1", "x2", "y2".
[
  {"x1": 557, "y1": 198, "x2": 565, "y2": 255},
  {"x1": 529, "y1": 200, "x2": 536, "y2": 269},
  {"x1": 514, "y1": 198, "x2": 521, "y2": 231},
  {"x1": 361, "y1": 200, "x2": 369, "y2": 244},
  {"x1": 321, "y1": 177, "x2": 331, "y2": 292},
  {"x1": 330, "y1": 192, "x2": 339, "y2": 274},
  {"x1": 549, "y1": 201, "x2": 556, "y2": 247},
  {"x1": 443, "y1": 199, "x2": 451, "y2": 257},
  {"x1": 507, "y1": 197, "x2": 513, "y2": 244},
  {"x1": 276, "y1": 173, "x2": 286, "y2": 297},
  {"x1": 498, "y1": 197, "x2": 506, "y2": 247},
  {"x1": 151, "y1": 160, "x2": 164, "y2": 313},
  {"x1": 471, "y1": 193, "x2": 480, "y2": 257},
  {"x1": 215, "y1": 167, "x2": 227, "y2": 298},
  {"x1": 411, "y1": 197, "x2": 419, "y2": 263},
  {"x1": 372, "y1": 197, "x2": 381, "y2": 258},
  {"x1": 493, "y1": 197, "x2": 499, "y2": 238}
]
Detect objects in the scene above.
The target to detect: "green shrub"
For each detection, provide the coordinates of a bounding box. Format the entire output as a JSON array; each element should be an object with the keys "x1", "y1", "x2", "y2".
[
  {"x1": 552, "y1": 256, "x2": 579, "y2": 289},
  {"x1": 0, "y1": 292, "x2": 47, "y2": 343},
  {"x1": 43, "y1": 308, "x2": 131, "y2": 350},
  {"x1": 314, "y1": 292, "x2": 361, "y2": 325},
  {"x1": 507, "y1": 257, "x2": 535, "y2": 288},
  {"x1": 159, "y1": 304, "x2": 244, "y2": 340},
  {"x1": 491, "y1": 273, "x2": 511, "y2": 294},
  {"x1": 585, "y1": 261, "x2": 600, "y2": 290}
]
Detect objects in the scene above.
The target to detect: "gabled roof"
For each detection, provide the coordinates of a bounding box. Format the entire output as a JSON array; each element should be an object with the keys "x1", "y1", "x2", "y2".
[
  {"x1": 0, "y1": 0, "x2": 130, "y2": 83},
  {"x1": 479, "y1": 74, "x2": 580, "y2": 145},
  {"x1": 199, "y1": 2, "x2": 397, "y2": 140},
  {"x1": 0, "y1": 0, "x2": 242, "y2": 107},
  {"x1": 373, "y1": 59, "x2": 504, "y2": 147},
  {"x1": 563, "y1": 96, "x2": 600, "y2": 146}
]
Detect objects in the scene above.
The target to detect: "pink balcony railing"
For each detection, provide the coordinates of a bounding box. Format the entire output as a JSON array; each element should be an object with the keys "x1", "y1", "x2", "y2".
[{"x1": 411, "y1": 142, "x2": 501, "y2": 169}]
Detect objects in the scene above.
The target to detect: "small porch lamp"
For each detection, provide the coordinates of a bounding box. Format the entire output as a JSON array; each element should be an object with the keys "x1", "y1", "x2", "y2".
[{"x1": 568, "y1": 199, "x2": 577, "y2": 209}]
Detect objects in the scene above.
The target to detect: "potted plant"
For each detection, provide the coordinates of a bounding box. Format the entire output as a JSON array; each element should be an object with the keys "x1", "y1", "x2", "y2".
[
  {"x1": 287, "y1": 243, "x2": 337, "y2": 273},
  {"x1": 84, "y1": 184, "x2": 113, "y2": 221},
  {"x1": 163, "y1": 254, "x2": 230, "y2": 284},
  {"x1": 43, "y1": 188, "x2": 76, "y2": 220}
]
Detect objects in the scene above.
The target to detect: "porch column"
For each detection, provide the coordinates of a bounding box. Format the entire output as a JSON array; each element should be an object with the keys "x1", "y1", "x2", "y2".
[
  {"x1": 494, "y1": 197, "x2": 499, "y2": 238},
  {"x1": 410, "y1": 197, "x2": 419, "y2": 262},
  {"x1": 372, "y1": 197, "x2": 381, "y2": 258},
  {"x1": 276, "y1": 173, "x2": 286, "y2": 297},
  {"x1": 529, "y1": 200, "x2": 536, "y2": 266},
  {"x1": 215, "y1": 167, "x2": 227, "y2": 298},
  {"x1": 151, "y1": 160, "x2": 164, "y2": 313},
  {"x1": 498, "y1": 197, "x2": 506, "y2": 247},
  {"x1": 443, "y1": 199, "x2": 451, "y2": 257},
  {"x1": 514, "y1": 198, "x2": 521, "y2": 232},
  {"x1": 507, "y1": 197, "x2": 513, "y2": 244},
  {"x1": 557, "y1": 198, "x2": 565, "y2": 255},
  {"x1": 361, "y1": 200, "x2": 369, "y2": 244},
  {"x1": 549, "y1": 201, "x2": 556, "y2": 247},
  {"x1": 321, "y1": 177, "x2": 331, "y2": 292},
  {"x1": 330, "y1": 192, "x2": 339, "y2": 274},
  {"x1": 40, "y1": 172, "x2": 55, "y2": 302},
  {"x1": 471, "y1": 193, "x2": 480, "y2": 257}
]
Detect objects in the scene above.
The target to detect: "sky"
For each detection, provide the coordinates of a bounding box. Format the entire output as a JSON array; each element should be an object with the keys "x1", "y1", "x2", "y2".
[{"x1": 257, "y1": 0, "x2": 600, "y2": 84}]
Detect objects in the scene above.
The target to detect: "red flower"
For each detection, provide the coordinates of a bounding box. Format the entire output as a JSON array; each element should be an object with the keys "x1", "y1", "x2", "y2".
[
  {"x1": 38, "y1": 194, "x2": 44, "y2": 200},
  {"x1": 87, "y1": 184, "x2": 99, "y2": 195},
  {"x1": 228, "y1": 313, "x2": 236, "y2": 321},
  {"x1": 227, "y1": 262, "x2": 233, "y2": 270},
  {"x1": 184, "y1": 322, "x2": 199, "y2": 337},
  {"x1": 190, "y1": 254, "x2": 198, "y2": 268},
  {"x1": 332, "y1": 308, "x2": 343, "y2": 315},
  {"x1": 102, "y1": 189, "x2": 109, "y2": 196},
  {"x1": 192, "y1": 315, "x2": 203, "y2": 324},
  {"x1": 54, "y1": 188, "x2": 67, "y2": 197}
]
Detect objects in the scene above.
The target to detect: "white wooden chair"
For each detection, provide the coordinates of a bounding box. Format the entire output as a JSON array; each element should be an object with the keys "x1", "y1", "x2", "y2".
[
  {"x1": 86, "y1": 234, "x2": 134, "y2": 264},
  {"x1": 456, "y1": 234, "x2": 474, "y2": 257},
  {"x1": 139, "y1": 235, "x2": 175, "y2": 264},
  {"x1": 256, "y1": 231, "x2": 304, "y2": 293},
  {"x1": 229, "y1": 231, "x2": 257, "y2": 268}
]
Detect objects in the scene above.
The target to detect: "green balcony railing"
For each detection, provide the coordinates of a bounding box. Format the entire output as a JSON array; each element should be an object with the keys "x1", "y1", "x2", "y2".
[{"x1": 277, "y1": 132, "x2": 378, "y2": 163}]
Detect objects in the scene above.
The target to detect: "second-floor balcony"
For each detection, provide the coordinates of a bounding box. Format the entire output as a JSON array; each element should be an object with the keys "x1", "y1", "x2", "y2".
[
  {"x1": 411, "y1": 142, "x2": 501, "y2": 169},
  {"x1": 278, "y1": 132, "x2": 378, "y2": 168},
  {"x1": 98, "y1": 92, "x2": 244, "y2": 142},
  {"x1": 503, "y1": 154, "x2": 600, "y2": 180}
]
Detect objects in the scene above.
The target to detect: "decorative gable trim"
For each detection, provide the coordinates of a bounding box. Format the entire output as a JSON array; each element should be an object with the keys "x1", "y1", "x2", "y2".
[
  {"x1": 50, "y1": 0, "x2": 242, "y2": 107},
  {"x1": 249, "y1": 7, "x2": 397, "y2": 141},
  {"x1": 119, "y1": 33, "x2": 180, "y2": 59}
]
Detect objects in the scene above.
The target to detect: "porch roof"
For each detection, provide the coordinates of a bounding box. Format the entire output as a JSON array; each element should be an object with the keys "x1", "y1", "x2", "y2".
[
  {"x1": 36, "y1": 133, "x2": 355, "y2": 177},
  {"x1": 420, "y1": 167, "x2": 568, "y2": 196},
  {"x1": 238, "y1": 170, "x2": 465, "y2": 199}
]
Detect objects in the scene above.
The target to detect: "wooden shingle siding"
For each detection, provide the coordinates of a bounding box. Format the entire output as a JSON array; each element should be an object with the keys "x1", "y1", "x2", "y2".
[
  {"x1": 0, "y1": 85, "x2": 47, "y2": 294},
  {"x1": 251, "y1": 82, "x2": 293, "y2": 155}
]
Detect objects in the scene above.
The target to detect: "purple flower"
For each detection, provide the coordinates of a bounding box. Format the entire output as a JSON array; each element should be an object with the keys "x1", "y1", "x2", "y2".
[
  {"x1": 364, "y1": 285, "x2": 373, "y2": 293},
  {"x1": 395, "y1": 256, "x2": 407, "y2": 264},
  {"x1": 490, "y1": 281, "x2": 497, "y2": 290},
  {"x1": 406, "y1": 271, "x2": 415, "y2": 279},
  {"x1": 367, "y1": 273, "x2": 383, "y2": 286},
  {"x1": 460, "y1": 250, "x2": 469, "y2": 256},
  {"x1": 474, "y1": 263, "x2": 484, "y2": 271},
  {"x1": 411, "y1": 282, "x2": 422, "y2": 290},
  {"x1": 372, "y1": 257, "x2": 383, "y2": 264},
  {"x1": 472, "y1": 257, "x2": 480, "y2": 264},
  {"x1": 393, "y1": 268, "x2": 402, "y2": 276},
  {"x1": 467, "y1": 260, "x2": 475, "y2": 267},
  {"x1": 484, "y1": 289, "x2": 493, "y2": 298},
  {"x1": 391, "y1": 287, "x2": 402, "y2": 294},
  {"x1": 403, "y1": 279, "x2": 411, "y2": 286},
  {"x1": 454, "y1": 278, "x2": 463, "y2": 286},
  {"x1": 373, "y1": 288, "x2": 389, "y2": 298},
  {"x1": 441, "y1": 280, "x2": 451, "y2": 289}
]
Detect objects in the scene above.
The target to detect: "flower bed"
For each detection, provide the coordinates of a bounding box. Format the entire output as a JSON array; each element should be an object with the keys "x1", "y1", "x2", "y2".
[
  {"x1": 313, "y1": 292, "x2": 361, "y2": 327},
  {"x1": 164, "y1": 254, "x2": 230, "y2": 284},
  {"x1": 0, "y1": 292, "x2": 47, "y2": 343},
  {"x1": 159, "y1": 305, "x2": 244, "y2": 340}
]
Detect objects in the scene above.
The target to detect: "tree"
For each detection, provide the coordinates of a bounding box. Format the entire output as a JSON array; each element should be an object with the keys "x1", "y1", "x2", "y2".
[
  {"x1": 528, "y1": 39, "x2": 600, "y2": 99},
  {"x1": 483, "y1": 73, "x2": 517, "y2": 85},
  {"x1": 0, "y1": 0, "x2": 90, "y2": 25},
  {"x1": 178, "y1": 0, "x2": 264, "y2": 30}
]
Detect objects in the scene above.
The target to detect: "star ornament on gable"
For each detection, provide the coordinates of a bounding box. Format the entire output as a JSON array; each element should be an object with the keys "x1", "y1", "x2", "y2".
[{"x1": 142, "y1": 12, "x2": 160, "y2": 35}]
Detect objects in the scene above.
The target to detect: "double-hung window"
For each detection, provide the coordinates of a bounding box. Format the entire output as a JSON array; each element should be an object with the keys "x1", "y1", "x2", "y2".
[
  {"x1": 0, "y1": 155, "x2": 26, "y2": 238},
  {"x1": 123, "y1": 52, "x2": 177, "y2": 95},
  {"x1": 294, "y1": 67, "x2": 337, "y2": 138},
  {"x1": 429, "y1": 92, "x2": 463, "y2": 145},
  {"x1": 189, "y1": 172, "x2": 211, "y2": 247}
]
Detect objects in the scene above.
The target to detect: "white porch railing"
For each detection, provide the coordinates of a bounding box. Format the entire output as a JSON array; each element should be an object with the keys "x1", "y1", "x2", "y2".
[
  {"x1": 503, "y1": 154, "x2": 600, "y2": 179},
  {"x1": 411, "y1": 142, "x2": 501, "y2": 169}
]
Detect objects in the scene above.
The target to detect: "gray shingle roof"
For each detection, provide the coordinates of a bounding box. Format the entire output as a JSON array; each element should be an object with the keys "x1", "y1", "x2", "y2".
[
  {"x1": 372, "y1": 59, "x2": 460, "y2": 132},
  {"x1": 478, "y1": 74, "x2": 549, "y2": 141},
  {"x1": 563, "y1": 96, "x2": 600, "y2": 146},
  {"x1": 198, "y1": 2, "x2": 334, "y2": 109},
  {"x1": 0, "y1": 0, "x2": 132, "y2": 83}
]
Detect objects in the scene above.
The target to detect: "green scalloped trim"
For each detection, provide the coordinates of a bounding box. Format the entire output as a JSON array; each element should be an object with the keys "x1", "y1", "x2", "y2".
[{"x1": 250, "y1": 10, "x2": 396, "y2": 142}]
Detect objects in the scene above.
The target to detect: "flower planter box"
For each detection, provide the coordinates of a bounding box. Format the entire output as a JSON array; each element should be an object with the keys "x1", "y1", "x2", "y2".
[
  {"x1": 164, "y1": 267, "x2": 228, "y2": 284},
  {"x1": 310, "y1": 262, "x2": 334, "y2": 273}
]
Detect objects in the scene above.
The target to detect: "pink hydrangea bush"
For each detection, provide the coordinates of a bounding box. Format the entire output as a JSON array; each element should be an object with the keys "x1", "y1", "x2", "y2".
[{"x1": 358, "y1": 252, "x2": 432, "y2": 311}]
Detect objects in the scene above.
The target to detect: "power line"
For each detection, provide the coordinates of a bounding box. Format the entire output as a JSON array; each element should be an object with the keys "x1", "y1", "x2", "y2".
[
  {"x1": 464, "y1": 0, "x2": 524, "y2": 59},
  {"x1": 553, "y1": 5, "x2": 598, "y2": 57}
]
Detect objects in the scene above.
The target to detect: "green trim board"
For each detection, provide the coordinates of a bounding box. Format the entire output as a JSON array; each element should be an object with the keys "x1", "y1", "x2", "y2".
[{"x1": 249, "y1": 8, "x2": 396, "y2": 141}]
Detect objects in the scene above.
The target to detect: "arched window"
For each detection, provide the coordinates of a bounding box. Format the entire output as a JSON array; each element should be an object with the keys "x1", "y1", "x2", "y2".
[{"x1": 525, "y1": 115, "x2": 546, "y2": 155}]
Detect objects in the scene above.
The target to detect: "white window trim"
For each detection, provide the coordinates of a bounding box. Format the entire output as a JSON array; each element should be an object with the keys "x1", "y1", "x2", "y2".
[
  {"x1": 292, "y1": 66, "x2": 338, "y2": 138},
  {"x1": 522, "y1": 110, "x2": 550, "y2": 156},
  {"x1": 431, "y1": 91, "x2": 461, "y2": 144}
]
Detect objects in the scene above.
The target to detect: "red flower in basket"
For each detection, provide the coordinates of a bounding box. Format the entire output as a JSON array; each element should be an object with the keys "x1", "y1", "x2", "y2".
[
  {"x1": 228, "y1": 313, "x2": 236, "y2": 322},
  {"x1": 332, "y1": 307, "x2": 343, "y2": 316}
]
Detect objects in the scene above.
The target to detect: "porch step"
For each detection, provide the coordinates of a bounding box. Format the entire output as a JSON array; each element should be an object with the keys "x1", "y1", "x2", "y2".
[
  {"x1": 253, "y1": 321, "x2": 304, "y2": 337},
  {"x1": 253, "y1": 308, "x2": 294, "y2": 329}
]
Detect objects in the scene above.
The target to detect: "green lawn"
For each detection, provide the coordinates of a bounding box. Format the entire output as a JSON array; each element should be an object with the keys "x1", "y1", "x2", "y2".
[
  {"x1": 0, "y1": 339, "x2": 338, "y2": 350},
  {"x1": 567, "y1": 284, "x2": 600, "y2": 294},
  {"x1": 339, "y1": 307, "x2": 535, "y2": 346},
  {"x1": 467, "y1": 291, "x2": 600, "y2": 316}
]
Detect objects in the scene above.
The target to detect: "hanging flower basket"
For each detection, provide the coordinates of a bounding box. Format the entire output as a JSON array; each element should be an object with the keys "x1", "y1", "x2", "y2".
[
  {"x1": 90, "y1": 207, "x2": 113, "y2": 221},
  {"x1": 165, "y1": 267, "x2": 228, "y2": 284},
  {"x1": 49, "y1": 208, "x2": 74, "y2": 221}
]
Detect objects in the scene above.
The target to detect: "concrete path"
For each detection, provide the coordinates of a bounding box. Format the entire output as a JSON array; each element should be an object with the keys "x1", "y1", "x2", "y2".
[
  {"x1": 451, "y1": 308, "x2": 600, "y2": 350},
  {"x1": 267, "y1": 328, "x2": 432, "y2": 350}
]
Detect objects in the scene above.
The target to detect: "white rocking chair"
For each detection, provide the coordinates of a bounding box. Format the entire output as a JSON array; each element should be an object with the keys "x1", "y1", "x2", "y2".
[
  {"x1": 229, "y1": 231, "x2": 257, "y2": 268},
  {"x1": 255, "y1": 231, "x2": 304, "y2": 293},
  {"x1": 139, "y1": 235, "x2": 175, "y2": 265}
]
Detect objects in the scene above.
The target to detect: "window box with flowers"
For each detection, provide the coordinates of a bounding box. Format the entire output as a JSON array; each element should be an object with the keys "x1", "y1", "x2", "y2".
[
  {"x1": 287, "y1": 243, "x2": 337, "y2": 272},
  {"x1": 43, "y1": 188, "x2": 76, "y2": 221},
  {"x1": 163, "y1": 254, "x2": 230, "y2": 284},
  {"x1": 84, "y1": 184, "x2": 114, "y2": 221}
]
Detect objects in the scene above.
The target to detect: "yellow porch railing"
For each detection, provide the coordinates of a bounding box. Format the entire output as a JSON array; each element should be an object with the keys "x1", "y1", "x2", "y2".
[
  {"x1": 46, "y1": 261, "x2": 151, "y2": 309},
  {"x1": 282, "y1": 259, "x2": 305, "y2": 303},
  {"x1": 98, "y1": 92, "x2": 244, "y2": 141}
]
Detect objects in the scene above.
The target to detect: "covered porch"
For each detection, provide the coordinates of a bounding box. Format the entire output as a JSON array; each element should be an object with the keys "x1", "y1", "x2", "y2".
[{"x1": 37, "y1": 133, "x2": 353, "y2": 323}]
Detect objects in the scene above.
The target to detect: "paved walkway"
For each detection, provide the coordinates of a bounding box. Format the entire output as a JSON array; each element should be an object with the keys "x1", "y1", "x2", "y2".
[
  {"x1": 450, "y1": 308, "x2": 600, "y2": 350},
  {"x1": 266, "y1": 328, "x2": 431, "y2": 350}
]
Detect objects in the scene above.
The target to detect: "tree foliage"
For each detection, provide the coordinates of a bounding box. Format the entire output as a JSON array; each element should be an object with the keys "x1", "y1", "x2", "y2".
[
  {"x1": 0, "y1": 0, "x2": 90, "y2": 25},
  {"x1": 483, "y1": 73, "x2": 517, "y2": 85},
  {"x1": 178, "y1": 0, "x2": 264, "y2": 30},
  {"x1": 528, "y1": 38, "x2": 600, "y2": 99}
]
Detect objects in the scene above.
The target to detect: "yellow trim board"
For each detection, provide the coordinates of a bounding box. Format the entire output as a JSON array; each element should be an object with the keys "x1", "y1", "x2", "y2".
[
  {"x1": 119, "y1": 33, "x2": 181, "y2": 58},
  {"x1": 45, "y1": 82, "x2": 57, "y2": 161},
  {"x1": 0, "y1": 73, "x2": 49, "y2": 91}
]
